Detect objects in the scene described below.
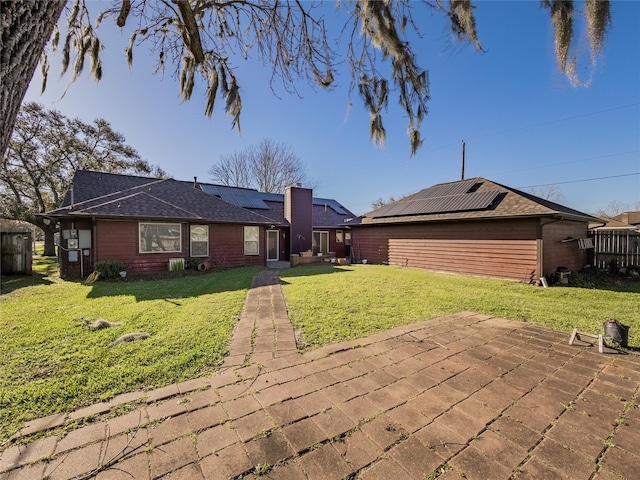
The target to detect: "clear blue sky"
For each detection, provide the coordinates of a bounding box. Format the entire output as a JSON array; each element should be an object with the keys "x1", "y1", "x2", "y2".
[{"x1": 24, "y1": 1, "x2": 639, "y2": 216}]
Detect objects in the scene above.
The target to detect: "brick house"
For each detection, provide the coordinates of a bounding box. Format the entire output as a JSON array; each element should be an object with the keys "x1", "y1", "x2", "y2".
[{"x1": 41, "y1": 170, "x2": 358, "y2": 277}]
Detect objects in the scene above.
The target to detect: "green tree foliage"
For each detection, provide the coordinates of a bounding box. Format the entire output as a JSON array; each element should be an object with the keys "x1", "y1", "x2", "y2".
[
  {"x1": 0, "y1": 102, "x2": 166, "y2": 255},
  {"x1": 209, "y1": 139, "x2": 312, "y2": 193}
]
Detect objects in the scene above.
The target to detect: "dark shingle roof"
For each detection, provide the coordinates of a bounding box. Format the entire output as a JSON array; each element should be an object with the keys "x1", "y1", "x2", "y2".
[
  {"x1": 361, "y1": 177, "x2": 598, "y2": 225},
  {"x1": 46, "y1": 171, "x2": 272, "y2": 224},
  {"x1": 45, "y1": 171, "x2": 359, "y2": 227},
  {"x1": 198, "y1": 181, "x2": 359, "y2": 228}
]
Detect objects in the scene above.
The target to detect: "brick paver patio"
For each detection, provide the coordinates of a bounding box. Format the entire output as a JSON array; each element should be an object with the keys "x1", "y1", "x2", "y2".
[{"x1": 1, "y1": 268, "x2": 638, "y2": 479}]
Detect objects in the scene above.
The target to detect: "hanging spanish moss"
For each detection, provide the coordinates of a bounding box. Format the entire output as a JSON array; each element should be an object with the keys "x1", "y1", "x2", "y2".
[
  {"x1": 30, "y1": 0, "x2": 612, "y2": 159},
  {"x1": 585, "y1": 0, "x2": 611, "y2": 60},
  {"x1": 542, "y1": 0, "x2": 611, "y2": 86}
]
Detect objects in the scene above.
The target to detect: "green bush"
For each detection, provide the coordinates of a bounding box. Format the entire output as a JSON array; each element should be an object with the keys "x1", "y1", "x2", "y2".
[
  {"x1": 187, "y1": 257, "x2": 201, "y2": 270},
  {"x1": 95, "y1": 259, "x2": 127, "y2": 279}
]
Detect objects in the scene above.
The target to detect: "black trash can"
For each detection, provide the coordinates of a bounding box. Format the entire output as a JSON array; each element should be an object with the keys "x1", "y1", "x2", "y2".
[{"x1": 603, "y1": 319, "x2": 630, "y2": 348}]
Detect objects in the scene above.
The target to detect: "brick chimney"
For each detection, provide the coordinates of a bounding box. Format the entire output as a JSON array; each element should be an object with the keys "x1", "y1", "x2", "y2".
[{"x1": 285, "y1": 185, "x2": 313, "y2": 254}]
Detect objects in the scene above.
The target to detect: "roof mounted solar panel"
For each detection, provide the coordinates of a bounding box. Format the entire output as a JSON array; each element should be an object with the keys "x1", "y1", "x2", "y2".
[
  {"x1": 370, "y1": 190, "x2": 502, "y2": 218},
  {"x1": 411, "y1": 179, "x2": 481, "y2": 200},
  {"x1": 313, "y1": 198, "x2": 347, "y2": 214},
  {"x1": 200, "y1": 184, "x2": 270, "y2": 209}
]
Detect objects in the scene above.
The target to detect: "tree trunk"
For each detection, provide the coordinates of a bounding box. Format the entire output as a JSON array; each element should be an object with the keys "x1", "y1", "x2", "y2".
[
  {"x1": 30, "y1": 216, "x2": 58, "y2": 256},
  {"x1": 0, "y1": 0, "x2": 67, "y2": 158},
  {"x1": 42, "y1": 224, "x2": 57, "y2": 256}
]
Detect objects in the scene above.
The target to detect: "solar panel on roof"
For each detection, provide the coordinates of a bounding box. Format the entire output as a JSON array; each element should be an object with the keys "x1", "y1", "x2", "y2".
[
  {"x1": 412, "y1": 179, "x2": 481, "y2": 200},
  {"x1": 201, "y1": 184, "x2": 351, "y2": 214},
  {"x1": 370, "y1": 190, "x2": 502, "y2": 218},
  {"x1": 200, "y1": 184, "x2": 270, "y2": 209},
  {"x1": 313, "y1": 198, "x2": 347, "y2": 214}
]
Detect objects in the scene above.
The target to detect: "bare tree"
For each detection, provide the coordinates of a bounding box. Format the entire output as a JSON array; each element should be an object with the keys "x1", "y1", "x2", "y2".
[
  {"x1": 1, "y1": 1, "x2": 614, "y2": 159},
  {"x1": 528, "y1": 185, "x2": 566, "y2": 204},
  {"x1": 1, "y1": 102, "x2": 166, "y2": 255},
  {"x1": 593, "y1": 200, "x2": 637, "y2": 219},
  {"x1": 209, "y1": 151, "x2": 252, "y2": 189},
  {"x1": 210, "y1": 139, "x2": 311, "y2": 193},
  {"x1": 371, "y1": 193, "x2": 412, "y2": 210}
]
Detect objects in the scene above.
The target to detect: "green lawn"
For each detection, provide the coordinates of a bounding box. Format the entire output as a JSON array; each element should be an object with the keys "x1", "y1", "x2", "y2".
[
  {"x1": 2, "y1": 259, "x2": 638, "y2": 441},
  {"x1": 280, "y1": 265, "x2": 640, "y2": 349},
  {"x1": 0, "y1": 259, "x2": 260, "y2": 440}
]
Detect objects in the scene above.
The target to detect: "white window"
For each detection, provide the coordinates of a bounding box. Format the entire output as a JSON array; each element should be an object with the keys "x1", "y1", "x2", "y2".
[
  {"x1": 190, "y1": 225, "x2": 209, "y2": 257},
  {"x1": 345, "y1": 231, "x2": 351, "y2": 246},
  {"x1": 139, "y1": 223, "x2": 182, "y2": 253},
  {"x1": 336, "y1": 230, "x2": 344, "y2": 243},
  {"x1": 313, "y1": 231, "x2": 329, "y2": 254},
  {"x1": 244, "y1": 226, "x2": 260, "y2": 255}
]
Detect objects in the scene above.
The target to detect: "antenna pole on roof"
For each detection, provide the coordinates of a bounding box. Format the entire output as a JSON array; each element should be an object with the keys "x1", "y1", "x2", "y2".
[{"x1": 461, "y1": 140, "x2": 465, "y2": 180}]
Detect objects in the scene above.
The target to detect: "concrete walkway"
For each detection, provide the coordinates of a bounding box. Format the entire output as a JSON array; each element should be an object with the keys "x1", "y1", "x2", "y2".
[{"x1": 1, "y1": 269, "x2": 639, "y2": 479}]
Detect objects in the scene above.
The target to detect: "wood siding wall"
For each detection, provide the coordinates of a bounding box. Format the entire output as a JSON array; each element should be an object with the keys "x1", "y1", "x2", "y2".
[
  {"x1": 352, "y1": 219, "x2": 540, "y2": 282},
  {"x1": 541, "y1": 220, "x2": 590, "y2": 275},
  {"x1": 388, "y1": 239, "x2": 538, "y2": 282},
  {"x1": 58, "y1": 219, "x2": 93, "y2": 278},
  {"x1": 329, "y1": 229, "x2": 348, "y2": 258},
  {"x1": 209, "y1": 224, "x2": 265, "y2": 268},
  {"x1": 96, "y1": 220, "x2": 176, "y2": 274},
  {"x1": 60, "y1": 219, "x2": 265, "y2": 277}
]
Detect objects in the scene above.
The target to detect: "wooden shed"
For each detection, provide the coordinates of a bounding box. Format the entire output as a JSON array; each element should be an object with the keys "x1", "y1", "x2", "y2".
[
  {"x1": 352, "y1": 178, "x2": 599, "y2": 283},
  {"x1": 1, "y1": 228, "x2": 33, "y2": 274}
]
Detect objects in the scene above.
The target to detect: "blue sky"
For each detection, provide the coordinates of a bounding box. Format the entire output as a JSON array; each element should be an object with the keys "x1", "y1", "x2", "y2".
[{"x1": 24, "y1": 1, "x2": 639, "y2": 216}]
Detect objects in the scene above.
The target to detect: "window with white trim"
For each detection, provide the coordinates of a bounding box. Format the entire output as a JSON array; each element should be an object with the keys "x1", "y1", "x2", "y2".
[
  {"x1": 244, "y1": 226, "x2": 260, "y2": 255},
  {"x1": 336, "y1": 230, "x2": 344, "y2": 243},
  {"x1": 139, "y1": 222, "x2": 182, "y2": 253},
  {"x1": 190, "y1": 225, "x2": 209, "y2": 257}
]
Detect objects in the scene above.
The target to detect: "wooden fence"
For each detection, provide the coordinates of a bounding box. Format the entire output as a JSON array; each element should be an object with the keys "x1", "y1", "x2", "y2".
[{"x1": 591, "y1": 229, "x2": 640, "y2": 269}]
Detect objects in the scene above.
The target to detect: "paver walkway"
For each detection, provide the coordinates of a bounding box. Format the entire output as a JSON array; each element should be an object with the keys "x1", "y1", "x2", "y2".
[{"x1": 1, "y1": 268, "x2": 639, "y2": 480}]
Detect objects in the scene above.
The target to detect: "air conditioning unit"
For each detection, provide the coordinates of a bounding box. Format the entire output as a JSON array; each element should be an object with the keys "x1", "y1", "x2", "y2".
[{"x1": 168, "y1": 258, "x2": 185, "y2": 271}]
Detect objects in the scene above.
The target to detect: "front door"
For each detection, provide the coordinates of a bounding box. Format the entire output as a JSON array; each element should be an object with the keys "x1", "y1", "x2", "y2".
[{"x1": 267, "y1": 230, "x2": 279, "y2": 261}]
